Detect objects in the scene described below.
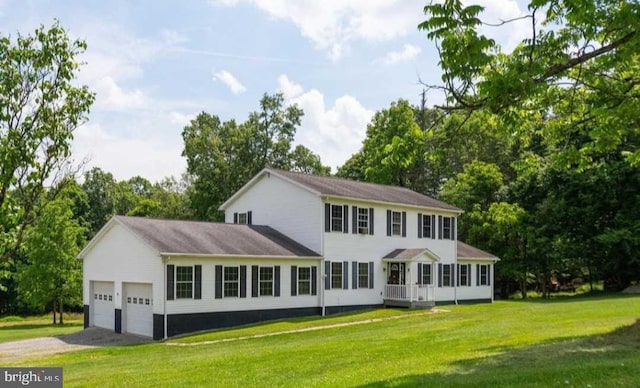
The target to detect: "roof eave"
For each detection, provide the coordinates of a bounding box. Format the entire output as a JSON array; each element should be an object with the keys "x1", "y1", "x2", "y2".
[
  {"x1": 160, "y1": 252, "x2": 322, "y2": 260},
  {"x1": 322, "y1": 194, "x2": 463, "y2": 214},
  {"x1": 458, "y1": 256, "x2": 501, "y2": 262}
]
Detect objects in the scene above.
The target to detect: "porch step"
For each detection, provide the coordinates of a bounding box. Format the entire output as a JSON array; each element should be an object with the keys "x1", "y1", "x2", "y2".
[{"x1": 383, "y1": 299, "x2": 435, "y2": 309}]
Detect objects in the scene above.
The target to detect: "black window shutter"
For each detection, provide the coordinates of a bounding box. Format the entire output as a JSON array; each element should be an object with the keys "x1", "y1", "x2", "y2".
[
  {"x1": 467, "y1": 264, "x2": 472, "y2": 287},
  {"x1": 166, "y1": 264, "x2": 174, "y2": 301},
  {"x1": 274, "y1": 266, "x2": 281, "y2": 297},
  {"x1": 401, "y1": 211, "x2": 407, "y2": 237},
  {"x1": 352, "y1": 261, "x2": 358, "y2": 289},
  {"x1": 431, "y1": 215, "x2": 436, "y2": 239},
  {"x1": 247, "y1": 211, "x2": 253, "y2": 225},
  {"x1": 386, "y1": 210, "x2": 392, "y2": 236},
  {"x1": 476, "y1": 264, "x2": 480, "y2": 286},
  {"x1": 240, "y1": 265, "x2": 247, "y2": 297},
  {"x1": 456, "y1": 264, "x2": 460, "y2": 287},
  {"x1": 311, "y1": 266, "x2": 318, "y2": 295},
  {"x1": 352, "y1": 206, "x2": 358, "y2": 234},
  {"x1": 369, "y1": 262, "x2": 374, "y2": 288},
  {"x1": 343, "y1": 205, "x2": 349, "y2": 233},
  {"x1": 451, "y1": 217, "x2": 456, "y2": 240},
  {"x1": 488, "y1": 265, "x2": 491, "y2": 286},
  {"x1": 343, "y1": 261, "x2": 349, "y2": 289},
  {"x1": 252, "y1": 265, "x2": 259, "y2": 297},
  {"x1": 438, "y1": 263, "x2": 443, "y2": 287},
  {"x1": 325, "y1": 261, "x2": 331, "y2": 290},
  {"x1": 324, "y1": 203, "x2": 331, "y2": 232},
  {"x1": 194, "y1": 265, "x2": 202, "y2": 299},
  {"x1": 438, "y1": 215, "x2": 443, "y2": 240},
  {"x1": 369, "y1": 208, "x2": 374, "y2": 235},
  {"x1": 418, "y1": 264, "x2": 423, "y2": 285},
  {"x1": 291, "y1": 265, "x2": 298, "y2": 296},
  {"x1": 451, "y1": 264, "x2": 456, "y2": 288},
  {"x1": 418, "y1": 213, "x2": 423, "y2": 238},
  {"x1": 215, "y1": 265, "x2": 223, "y2": 299},
  {"x1": 233, "y1": 212, "x2": 238, "y2": 224}
]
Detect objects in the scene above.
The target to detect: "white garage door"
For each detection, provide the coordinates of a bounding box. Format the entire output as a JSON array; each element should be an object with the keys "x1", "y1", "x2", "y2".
[
  {"x1": 92, "y1": 281, "x2": 114, "y2": 330},
  {"x1": 124, "y1": 283, "x2": 153, "y2": 337}
]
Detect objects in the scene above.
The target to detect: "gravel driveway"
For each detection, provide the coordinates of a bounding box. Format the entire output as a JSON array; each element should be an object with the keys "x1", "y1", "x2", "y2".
[{"x1": 0, "y1": 328, "x2": 151, "y2": 362}]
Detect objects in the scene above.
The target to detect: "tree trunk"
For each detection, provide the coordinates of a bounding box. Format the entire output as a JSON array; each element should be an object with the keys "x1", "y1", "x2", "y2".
[
  {"x1": 59, "y1": 298, "x2": 64, "y2": 325},
  {"x1": 52, "y1": 301, "x2": 57, "y2": 324}
]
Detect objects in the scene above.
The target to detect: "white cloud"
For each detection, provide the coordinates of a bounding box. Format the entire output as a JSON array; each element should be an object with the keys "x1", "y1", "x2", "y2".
[
  {"x1": 93, "y1": 77, "x2": 148, "y2": 111},
  {"x1": 160, "y1": 29, "x2": 188, "y2": 45},
  {"x1": 214, "y1": 0, "x2": 423, "y2": 61},
  {"x1": 379, "y1": 43, "x2": 421, "y2": 65},
  {"x1": 278, "y1": 75, "x2": 373, "y2": 170},
  {"x1": 212, "y1": 69, "x2": 247, "y2": 95},
  {"x1": 73, "y1": 123, "x2": 186, "y2": 182}
]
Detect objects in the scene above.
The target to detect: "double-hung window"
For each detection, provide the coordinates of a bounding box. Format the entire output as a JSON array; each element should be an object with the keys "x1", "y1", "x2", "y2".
[
  {"x1": 441, "y1": 264, "x2": 452, "y2": 287},
  {"x1": 479, "y1": 264, "x2": 490, "y2": 286},
  {"x1": 331, "y1": 262, "x2": 343, "y2": 289},
  {"x1": 421, "y1": 263, "x2": 432, "y2": 285},
  {"x1": 259, "y1": 267, "x2": 274, "y2": 296},
  {"x1": 176, "y1": 266, "x2": 193, "y2": 299},
  {"x1": 459, "y1": 264, "x2": 470, "y2": 286},
  {"x1": 422, "y1": 214, "x2": 432, "y2": 238},
  {"x1": 223, "y1": 266, "x2": 239, "y2": 297},
  {"x1": 391, "y1": 211, "x2": 402, "y2": 236},
  {"x1": 358, "y1": 262, "x2": 369, "y2": 288},
  {"x1": 357, "y1": 208, "x2": 369, "y2": 234},
  {"x1": 443, "y1": 217, "x2": 452, "y2": 239},
  {"x1": 331, "y1": 205, "x2": 343, "y2": 232},
  {"x1": 298, "y1": 267, "x2": 311, "y2": 295},
  {"x1": 237, "y1": 213, "x2": 248, "y2": 225}
]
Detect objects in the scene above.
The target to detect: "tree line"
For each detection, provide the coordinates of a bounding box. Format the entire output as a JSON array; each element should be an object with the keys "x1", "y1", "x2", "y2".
[{"x1": 2, "y1": 0, "x2": 639, "y2": 318}]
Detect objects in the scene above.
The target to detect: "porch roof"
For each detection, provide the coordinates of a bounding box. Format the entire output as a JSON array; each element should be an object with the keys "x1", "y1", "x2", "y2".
[{"x1": 382, "y1": 248, "x2": 441, "y2": 262}]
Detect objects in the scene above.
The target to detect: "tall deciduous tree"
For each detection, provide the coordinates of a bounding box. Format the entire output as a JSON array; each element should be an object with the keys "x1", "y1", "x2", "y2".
[
  {"x1": 0, "y1": 21, "x2": 94, "y2": 260},
  {"x1": 182, "y1": 93, "x2": 329, "y2": 221},
  {"x1": 16, "y1": 198, "x2": 85, "y2": 323}
]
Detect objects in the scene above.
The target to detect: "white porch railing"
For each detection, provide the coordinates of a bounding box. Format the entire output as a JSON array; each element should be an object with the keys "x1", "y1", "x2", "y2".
[{"x1": 384, "y1": 284, "x2": 435, "y2": 302}]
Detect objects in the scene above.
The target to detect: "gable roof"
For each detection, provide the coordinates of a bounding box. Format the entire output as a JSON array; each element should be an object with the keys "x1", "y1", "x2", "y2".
[
  {"x1": 79, "y1": 216, "x2": 320, "y2": 259},
  {"x1": 457, "y1": 241, "x2": 499, "y2": 261},
  {"x1": 220, "y1": 168, "x2": 461, "y2": 212},
  {"x1": 382, "y1": 248, "x2": 441, "y2": 262}
]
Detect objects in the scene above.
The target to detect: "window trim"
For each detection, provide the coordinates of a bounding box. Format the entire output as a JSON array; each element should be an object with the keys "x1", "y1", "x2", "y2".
[
  {"x1": 330, "y1": 262, "x2": 343, "y2": 289},
  {"x1": 331, "y1": 204, "x2": 344, "y2": 232},
  {"x1": 479, "y1": 264, "x2": 489, "y2": 286},
  {"x1": 422, "y1": 214, "x2": 432, "y2": 239},
  {"x1": 443, "y1": 217, "x2": 452, "y2": 239},
  {"x1": 442, "y1": 264, "x2": 452, "y2": 287},
  {"x1": 297, "y1": 266, "x2": 312, "y2": 295},
  {"x1": 237, "y1": 213, "x2": 248, "y2": 225},
  {"x1": 259, "y1": 266, "x2": 274, "y2": 296},
  {"x1": 357, "y1": 262, "x2": 370, "y2": 288},
  {"x1": 175, "y1": 265, "x2": 194, "y2": 299},
  {"x1": 357, "y1": 208, "x2": 369, "y2": 234},
  {"x1": 223, "y1": 266, "x2": 240, "y2": 298},
  {"x1": 459, "y1": 264, "x2": 470, "y2": 286},
  {"x1": 391, "y1": 211, "x2": 402, "y2": 236},
  {"x1": 422, "y1": 263, "x2": 432, "y2": 285}
]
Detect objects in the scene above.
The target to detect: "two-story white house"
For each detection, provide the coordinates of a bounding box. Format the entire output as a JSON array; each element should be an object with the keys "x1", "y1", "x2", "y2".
[{"x1": 79, "y1": 168, "x2": 498, "y2": 339}]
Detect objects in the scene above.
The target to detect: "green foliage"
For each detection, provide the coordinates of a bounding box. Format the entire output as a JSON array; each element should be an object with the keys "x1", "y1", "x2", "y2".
[
  {"x1": 335, "y1": 151, "x2": 366, "y2": 181},
  {"x1": 182, "y1": 93, "x2": 329, "y2": 221},
  {"x1": 441, "y1": 161, "x2": 503, "y2": 211},
  {"x1": 16, "y1": 198, "x2": 85, "y2": 322},
  {"x1": 0, "y1": 21, "x2": 94, "y2": 261}
]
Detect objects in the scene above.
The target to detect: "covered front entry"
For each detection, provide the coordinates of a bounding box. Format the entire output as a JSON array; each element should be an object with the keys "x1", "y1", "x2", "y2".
[
  {"x1": 382, "y1": 249, "x2": 439, "y2": 308},
  {"x1": 91, "y1": 281, "x2": 115, "y2": 330},
  {"x1": 123, "y1": 283, "x2": 153, "y2": 337}
]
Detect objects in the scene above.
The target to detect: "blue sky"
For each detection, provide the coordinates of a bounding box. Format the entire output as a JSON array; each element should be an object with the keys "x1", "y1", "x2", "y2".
[{"x1": 1, "y1": 0, "x2": 531, "y2": 182}]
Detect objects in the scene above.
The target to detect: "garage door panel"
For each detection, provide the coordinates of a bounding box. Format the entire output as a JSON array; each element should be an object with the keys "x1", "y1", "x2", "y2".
[
  {"x1": 92, "y1": 281, "x2": 114, "y2": 330},
  {"x1": 124, "y1": 283, "x2": 153, "y2": 337}
]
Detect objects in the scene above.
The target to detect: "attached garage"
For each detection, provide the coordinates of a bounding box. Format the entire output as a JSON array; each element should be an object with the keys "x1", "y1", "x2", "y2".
[
  {"x1": 123, "y1": 283, "x2": 153, "y2": 337},
  {"x1": 91, "y1": 281, "x2": 115, "y2": 330}
]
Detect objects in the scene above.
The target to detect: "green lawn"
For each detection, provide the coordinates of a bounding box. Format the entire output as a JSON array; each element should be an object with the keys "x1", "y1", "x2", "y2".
[
  {"x1": 0, "y1": 314, "x2": 83, "y2": 343},
  {"x1": 5, "y1": 294, "x2": 640, "y2": 387}
]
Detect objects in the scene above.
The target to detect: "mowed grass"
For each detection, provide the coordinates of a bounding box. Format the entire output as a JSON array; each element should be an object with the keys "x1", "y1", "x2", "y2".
[
  {"x1": 0, "y1": 314, "x2": 83, "y2": 343},
  {"x1": 5, "y1": 294, "x2": 640, "y2": 387}
]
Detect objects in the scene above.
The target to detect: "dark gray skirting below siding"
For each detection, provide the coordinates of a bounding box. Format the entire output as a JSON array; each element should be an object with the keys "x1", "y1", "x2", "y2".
[
  {"x1": 153, "y1": 314, "x2": 164, "y2": 340},
  {"x1": 324, "y1": 304, "x2": 384, "y2": 315},
  {"x1": 436, "y1": 298, "x2": 492, "y2": 305}
]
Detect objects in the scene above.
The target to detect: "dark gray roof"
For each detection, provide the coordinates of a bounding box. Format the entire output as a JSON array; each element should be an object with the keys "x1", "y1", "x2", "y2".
[
  {"x1": 272, "y1": 169, "x2": 461, "y2": 211},
  {"x1": 383, "y1": 248, "x2": 441, "y2": 261},
  {"x1": 457, "y1": 241, "x2": 499, "y2": 260},
  {"x1": 115, "y1": 216, "x2": 320, "y2": 257}
]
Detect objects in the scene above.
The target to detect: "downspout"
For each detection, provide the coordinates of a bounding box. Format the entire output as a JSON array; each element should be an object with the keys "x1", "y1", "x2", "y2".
[
  {"x1": 453, "y1": 218, "x2": 458, "y2": 305},
  {"x1": 320, "y1": 197, "x2": 326, "y2": 316},
  {"x1": 163, "y1": 256, "x2": 168, "y2": 340}
]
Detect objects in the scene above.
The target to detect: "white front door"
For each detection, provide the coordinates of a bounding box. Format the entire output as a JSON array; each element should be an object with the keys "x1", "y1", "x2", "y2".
[
  {"x1": 123, "y1": 283, "x2": 153, "y2": 337},
  {"x1": 92, "y1": 281, "x2": 114, "y2": 330}
]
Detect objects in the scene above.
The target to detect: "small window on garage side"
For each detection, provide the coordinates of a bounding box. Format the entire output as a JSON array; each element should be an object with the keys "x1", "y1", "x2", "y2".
[
  {"x1": 145, "y1": 298, "x2": 150, "y2": 305},
  {"x1": 94, "y1": 293, "x2": 98, "y2": 300},
  {"x1": 99, "y1": 294, "x2": 102, "y2": 300},
  {"x1": 127, "y1": 297, "x2": 131, "y2": 303}
]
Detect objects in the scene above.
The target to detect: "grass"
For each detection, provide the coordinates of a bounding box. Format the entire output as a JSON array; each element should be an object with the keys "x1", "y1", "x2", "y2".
[
  {"x1": 4, "y1": 294, "x2": 640, "y2": 387},
  {"x1": 0, "y1": 313, "x2": 83, "y2": 343}
]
